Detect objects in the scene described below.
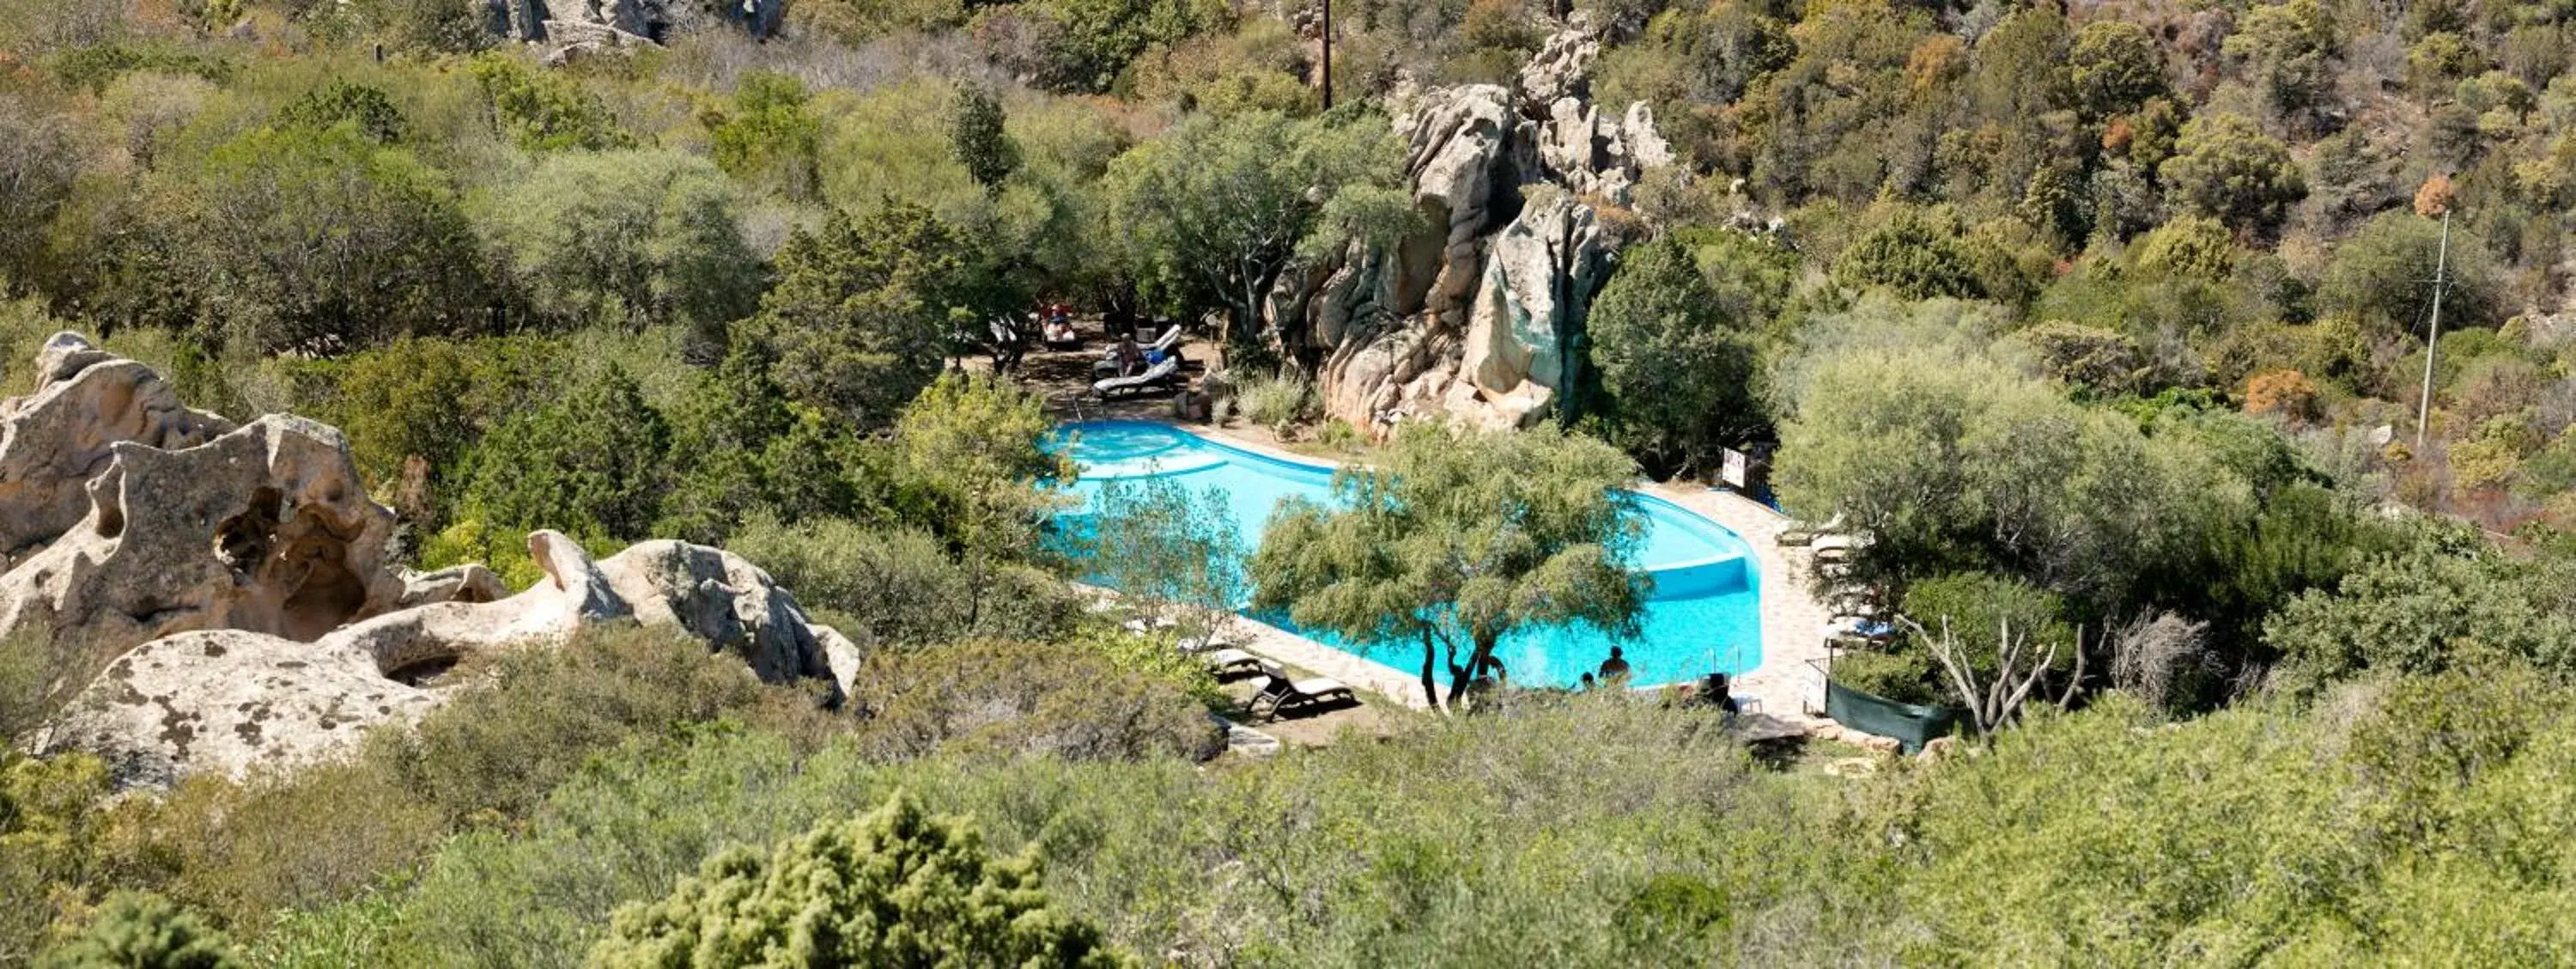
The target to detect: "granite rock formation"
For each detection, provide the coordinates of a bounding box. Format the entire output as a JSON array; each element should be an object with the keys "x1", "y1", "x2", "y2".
[
  {"x1": 1270, "y1": 18, "x2": 1674, "y2": 430},
  {"x1": 1, "y1": 335, "x2": 858, "y2": 789}
]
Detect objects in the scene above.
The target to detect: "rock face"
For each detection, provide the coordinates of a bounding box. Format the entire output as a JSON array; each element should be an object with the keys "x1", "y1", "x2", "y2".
[
  {"x1": 0, "y1": 414, "x2": 411, "y2": 648},
  {"x1": 485, "y1": 0, "x2": 782, "y2": 58},
  {"x1": 0, "y1": 333, "x2": 233, "y2": 568},
  {"x1": 2, "y1": 336, "x2": 860, "y2": 789},
  {"x1": 1273, "y1": 19, "x2": 1672, "y2": 431}
]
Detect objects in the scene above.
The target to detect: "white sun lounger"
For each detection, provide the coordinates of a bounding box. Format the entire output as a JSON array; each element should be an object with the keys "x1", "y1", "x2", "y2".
[
  {"x1": 1120, "y1": 614, "x2": 1180, "y2": 634},
  {"x1": 1176, "y1": 633, "x2": 1235, "y2": 653},
  {"x1": 1249, "y1": 663, "x2": 1357, "y2": 721},
  {"x1": 1091, "y1": 355, "x2": 1180, "y2": 399},
  {"x1": 1204, "y1": 648, "x2": 1264, "y2": 678}
]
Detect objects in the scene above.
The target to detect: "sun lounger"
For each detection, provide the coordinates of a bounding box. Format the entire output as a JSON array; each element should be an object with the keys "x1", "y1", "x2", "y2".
[
  {"x1": 1091, "y1": 325, "x2": 1183, "y2": 375},
  {"x1": 1249, "y1": 664, "x2": 1357, "y2": 722},
  {"x1": 1176, "y1": 633, "x2": 1234, "y2": 653},
  {"x1": 1777, "y1": 512, "x2": 1846, "y2": 547},
  {"x1": 1091, "y1": 355, "x2": 1182, "y2": 399},
  {"x1": 1203, "y1": 648, "x2": 1265, "y2": 679},
  {"x1": 1811, "y1": 533, "x2": 1869, "y2": 564},
  {"x1": 1120, "y1": 614, "x2": 1180, "y2": 634}
]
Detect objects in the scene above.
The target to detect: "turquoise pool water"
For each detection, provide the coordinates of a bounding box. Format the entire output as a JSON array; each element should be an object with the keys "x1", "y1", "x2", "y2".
[{"x1": 1053, "y1": 421, "x2": 1762, "y2": 690}]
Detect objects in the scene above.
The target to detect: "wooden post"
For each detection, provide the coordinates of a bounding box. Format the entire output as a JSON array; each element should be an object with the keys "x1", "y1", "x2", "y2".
[
  {"x1": 2416, "y1": 210, "x2": 2450, "y2": 452},
  {"x1": 1320, "y1": 0, "x2": 1334, "y2": 111}
]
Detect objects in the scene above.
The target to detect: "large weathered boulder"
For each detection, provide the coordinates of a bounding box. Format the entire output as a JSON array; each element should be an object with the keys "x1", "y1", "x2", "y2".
[
  {"x1": 0, "y1": 336, "x2": 863, "y2": 789},
  {"x1": 0, "y1": 333, "x2": 232, "y2": 568},
  {"x1": 41, "y1": 628, "x2": 445, "y2": 789},
  {"x1": 1271, "y1": 21, "x2": 1670, "y2": 432},
  {"x1": 595, "y1": 539, "x2": 849, "y2": 692},
  {"x1": 0, "y1": 413, "x2": 407, "y2": 649},
  {"x1": 40, "y1": 530, "x2": 866, "y2": 789}
]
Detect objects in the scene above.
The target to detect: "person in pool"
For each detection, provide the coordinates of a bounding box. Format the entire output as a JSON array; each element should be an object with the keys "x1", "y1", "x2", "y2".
[{"x1": 1597, "y1": 645, "x2": 1631, "y2": 684}]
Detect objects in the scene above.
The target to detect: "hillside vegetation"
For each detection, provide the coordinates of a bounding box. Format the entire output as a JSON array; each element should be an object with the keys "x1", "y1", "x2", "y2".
[{"x1": 6, "y1": 0, "x2": 2576, "y2": 963}]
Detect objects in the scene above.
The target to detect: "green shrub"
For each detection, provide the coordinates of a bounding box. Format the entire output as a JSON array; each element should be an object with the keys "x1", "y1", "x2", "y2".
[
  {"x1": 1231, "y1": 370, "x2": 1313, "y2": 431},
  {"x1": 848, "y1": 638, "x2": 1218, "y2": 762},
  {"x1": 467, "y1": 52, "x2": 633, "y2": 153},
  {"x1": 37, "y1": 891, "x2": 240, "y2": 969},
  {"x1": 591, "y1": 790, "x2": 1132, "y2": 967},
  {"x1": 0, "y1": 752, "x2": 116, "y2": 962},
  {"x1": 1828, "y1": 649, "x2": 1938, "y2": 705},
  {"x1": 727, "y1": 515, "x2": 1082, "y2": 648},
  {"x1": 463, "y1": 363, "x2": 671, "y2": 542},
  {"x1": 376, "y1": 623, "x2": 837, "y2": 826},
  {"x1": 485, "y1": 150, "x2": 762, "y2": 333},
  {"x1": 708, "y1": 72, "x2": 822, "y2": 202},
  {"x1": 131, "y1": 761, "x2": 444, "y2": 935}
]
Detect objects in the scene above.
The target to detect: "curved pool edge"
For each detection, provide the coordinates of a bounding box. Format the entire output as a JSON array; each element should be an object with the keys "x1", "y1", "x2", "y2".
[
  {"x1": 1055, "y1": 419, "x2": 1824, "y2": 712},
  {"x1": 1058, "y1": 419, "x2": 1759, "y2": 586}
]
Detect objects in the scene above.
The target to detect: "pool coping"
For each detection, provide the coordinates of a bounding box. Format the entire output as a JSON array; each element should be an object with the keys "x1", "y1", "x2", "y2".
[{"x1": 1065, "y1": 419, "x2": 1832, "y2": 737}]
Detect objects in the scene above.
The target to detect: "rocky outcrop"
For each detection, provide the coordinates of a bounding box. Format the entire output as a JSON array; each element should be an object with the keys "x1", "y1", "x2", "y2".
[
  {"x1": 1273, "y1": 19, "x2": 1674, "y2": 430},
  {"x1": 595, "y1": 539, "x2": 856, "y2": 696},
  {"x1": 0, "y1": 333, "x2": 232, "y2": 568},
  {"x1": 0, "y1": 336, "x2": 860, "y2": 789},
  {"x1": 0, "y1": 414, "x2": 410, "y2": 648},
  {"x1": 41, "y1": 530, "x2": 866, "y2": 789},
  {"x1": 486, "y1": 0, "x2": 783, "y2": 59}
]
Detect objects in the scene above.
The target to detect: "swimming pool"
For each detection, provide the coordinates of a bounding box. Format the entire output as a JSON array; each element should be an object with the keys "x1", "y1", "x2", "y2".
[{"x1": 1053, "y1": 421, "x2": 1763, "y2": 690}]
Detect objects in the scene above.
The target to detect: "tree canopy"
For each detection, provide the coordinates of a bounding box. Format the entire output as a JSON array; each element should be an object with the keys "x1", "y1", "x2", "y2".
[{"x1": 1250, "y1": 422, "x2": 1643, "y2": 709}]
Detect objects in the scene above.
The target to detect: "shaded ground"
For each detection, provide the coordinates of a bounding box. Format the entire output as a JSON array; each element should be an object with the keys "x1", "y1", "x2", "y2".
[
  {"x1": 1211, "y1": 660, "x2": 1416, "y2": 748},
  {"x1": 963, "y1": 315, "x2": 1225, "y2": 422}
]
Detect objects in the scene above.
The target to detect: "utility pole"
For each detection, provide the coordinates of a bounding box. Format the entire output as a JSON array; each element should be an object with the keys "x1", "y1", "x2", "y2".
[
  {"x1": 1319, "y1": 0, "x2": 1334, "y2": 111},
  {"x1": 2415, "y1": 209, "x2": 2451, "y2": 452}
]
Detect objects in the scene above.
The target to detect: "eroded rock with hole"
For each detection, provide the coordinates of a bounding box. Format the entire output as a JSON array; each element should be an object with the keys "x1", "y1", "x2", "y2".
[
  {"x1": 0, "y1": 332, "x2": 233, "y2": 568},
  {"x1": 0, "y1": 414, "x2": 406, "y2": 649},
  {"x1": 0, "y1": 337, "x2": 863, "y2": 789},
  {"x1": 39, "y1": 531, "x2": 865, "y2": 789}
]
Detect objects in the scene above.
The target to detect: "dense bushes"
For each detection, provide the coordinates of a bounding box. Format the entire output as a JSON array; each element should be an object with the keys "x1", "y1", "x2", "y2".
[
  {"x1": 9, "y1": 0, "x2": 2576, "y2": 963},
  {"x1": 592, "y1": 790, "x2": 1129, "y2": 967},
  {"x1": 848, "y1": 637, "x2": 1220, "y2": 762}
]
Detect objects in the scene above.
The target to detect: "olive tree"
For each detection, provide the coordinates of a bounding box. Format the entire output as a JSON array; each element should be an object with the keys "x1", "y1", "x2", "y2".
[
  {"x1": 486, "y1": 149, "x2": 762, "y2": 338},
  {"x1": 149, "y1": 124, "x2": 488, "y2": 354},
  {"x1": 1103, "y1": 108, "x2": 1408, "y2": 346},
  {"x1": 1088, "y1": 476, "x2": 1248, "y2": 643},
  {"x1": 1250, "y1": 422, "x2": 1644, "y2": 710},
  {"x1": 1772, "y1": 340, "x2": 2215, "y2": 610}
]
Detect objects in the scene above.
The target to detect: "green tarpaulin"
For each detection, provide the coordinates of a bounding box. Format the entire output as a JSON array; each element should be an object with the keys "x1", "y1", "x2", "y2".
[{"x1": 1825, "y1": 680, "x2": 1964, "y2": 753}]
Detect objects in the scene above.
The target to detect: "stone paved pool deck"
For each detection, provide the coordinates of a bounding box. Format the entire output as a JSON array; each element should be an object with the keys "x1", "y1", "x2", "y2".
[{"x1": 1168, "y1": 421, "x2": 1833, "y2": 742}]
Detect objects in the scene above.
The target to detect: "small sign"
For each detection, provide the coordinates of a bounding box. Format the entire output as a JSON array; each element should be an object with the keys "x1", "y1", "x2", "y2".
[{"x1": 1720, "y1": 448, "x2": 1748, "y2": 489}]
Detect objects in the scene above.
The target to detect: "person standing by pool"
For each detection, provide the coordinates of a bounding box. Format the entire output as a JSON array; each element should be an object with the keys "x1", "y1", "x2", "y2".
[{"x1": 1598, "y1": 645, "x2": 1631, "y2": 684}]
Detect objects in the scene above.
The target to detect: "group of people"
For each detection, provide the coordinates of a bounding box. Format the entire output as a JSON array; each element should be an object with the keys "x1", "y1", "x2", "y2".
[{"x1": 1574, "y1": 646, "x2": 1742, "y2": 715}]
